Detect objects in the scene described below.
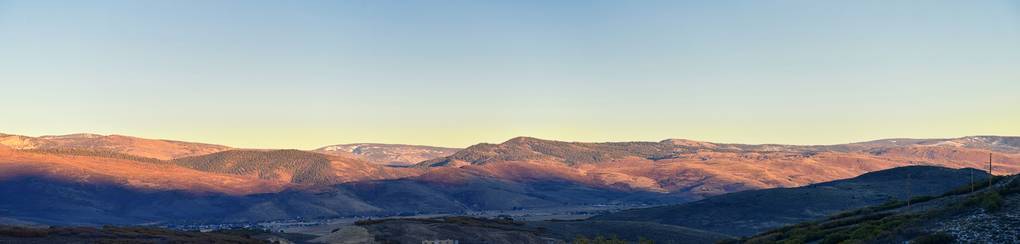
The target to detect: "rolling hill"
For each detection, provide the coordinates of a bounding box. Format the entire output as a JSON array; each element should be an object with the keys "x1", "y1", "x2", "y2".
[
  {"x1": 594, "y1": 166, "x2": 989, "y2": 236},
  {"x1": 0, "y1": 146, "x2": 288, "y2": 195},
  {"x1": 418, "y1": 136, "x2": 1020, "y2": 198},
  {"x1": 0, "y1": 133, "x2": 231, "y2": 160},
  {"x1": 170, "y1": 149, "x2": 423, "y2": 185}
]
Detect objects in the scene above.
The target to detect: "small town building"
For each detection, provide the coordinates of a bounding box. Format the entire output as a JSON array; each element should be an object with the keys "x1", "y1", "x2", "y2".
[{"x1": 422, "y1": 240, "x2": 458, "y2": 244}]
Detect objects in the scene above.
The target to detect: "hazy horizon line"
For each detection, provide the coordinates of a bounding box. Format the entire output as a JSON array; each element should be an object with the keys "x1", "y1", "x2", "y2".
[{"x1": 3, "y1": 130, "x2": 1016, "y2": 151}]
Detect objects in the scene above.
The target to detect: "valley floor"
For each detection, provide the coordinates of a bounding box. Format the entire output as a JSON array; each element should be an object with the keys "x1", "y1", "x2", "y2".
[{"x1": 171, "y1": 204, "x2": 651, "y2": 237}]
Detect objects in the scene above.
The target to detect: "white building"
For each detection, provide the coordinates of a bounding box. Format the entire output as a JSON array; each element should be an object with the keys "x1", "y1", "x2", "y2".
[{"x1": 422, "y1": 240, "x2": 458, "y2": 244}]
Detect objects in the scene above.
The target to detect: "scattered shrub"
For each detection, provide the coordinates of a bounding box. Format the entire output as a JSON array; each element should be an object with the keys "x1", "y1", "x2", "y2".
[
  {"x1": 24, "y1": 148, "x2": 165, "y2": 164},
  {"x1": 570, "y1": 234, "x2": 646, "y2": 244},
  {"x1": 171, "y1": 150, "x2": 336, "y2": 184},
  {"x1": 909, "y1": 195, "x2": 937, "y2": 204},
  {"x1": 820, "y1": 232, "x2": 849, "y2": 244},
  {"x1": 0, "y1": 227, "x2": 50, "y2": 238},
  {"x1": 966, "y1": 191, "x2": 1003, "y2": 211}
]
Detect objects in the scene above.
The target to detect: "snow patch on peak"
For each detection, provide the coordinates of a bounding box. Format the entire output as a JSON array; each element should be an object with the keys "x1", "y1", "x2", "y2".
[
  {"x1": 40, "y1": 133, "x2": 104, "y2": 139},
  {"x1": 322, "y1": 145, "x2": 358, "y2": 153}
]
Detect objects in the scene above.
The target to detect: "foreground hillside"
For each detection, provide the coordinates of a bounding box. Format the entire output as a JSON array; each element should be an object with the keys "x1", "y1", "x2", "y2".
[
  {"x1": 594, "y1": 166, "x2": 988, "y2": 236},
  {"x1": 740, "y1": 172, "x2": 1020, "y2": 243}
]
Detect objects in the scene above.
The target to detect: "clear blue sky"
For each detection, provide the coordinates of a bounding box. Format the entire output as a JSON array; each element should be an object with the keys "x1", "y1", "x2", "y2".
[{"x1": 1, "y1": 0, "x2": 1018, "y2": 149}]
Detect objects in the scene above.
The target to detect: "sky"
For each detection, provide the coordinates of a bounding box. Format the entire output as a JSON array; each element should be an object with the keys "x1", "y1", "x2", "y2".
[{"x1": 1, "y1": 0, "x2": 1018, "y2": 149}]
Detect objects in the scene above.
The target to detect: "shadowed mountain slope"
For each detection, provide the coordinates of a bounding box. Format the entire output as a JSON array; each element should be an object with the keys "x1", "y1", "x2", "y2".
[
  {"x1": 594, "y1": 166, "x2": 989, "y2": 236},
  {"x1": 0, "y1": 174, "x2": 687, "y2": 226}
]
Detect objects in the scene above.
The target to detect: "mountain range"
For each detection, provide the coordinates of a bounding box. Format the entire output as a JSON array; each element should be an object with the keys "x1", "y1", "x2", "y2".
[
  {"x1": 1, "y1": 132, "x2": 1018, "y2": 226},
  {"x1": 417, "y1": 136, "x2": 1019, "y2": 196}
]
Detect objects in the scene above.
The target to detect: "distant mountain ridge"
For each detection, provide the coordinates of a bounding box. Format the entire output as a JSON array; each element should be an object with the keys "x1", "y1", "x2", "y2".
[
  {"x1": 170, "y1": 149, "x2": 422, "y2": 185},
  {"x1": 0, "y1": 133, "x2": 231, "y2": 160},
  {"x1": 313, "y1": 143, "x2": 459, "y2": 166},
  {"x1": 417, "y1": 136, "x2": 1020, "y2": 196},
  {"x1": 0, "y1": 146, "x2": 289, "y2": 196},
  {"x1": 421, "y1": 136, "x2": 1020, "y2": 167},
  {"x1": 5, "y1": 133, "x2": 1017, "y2": 197},
  {"x1": 419, "y1": 136, "x2": 673, "y2": 167},
  {"x1": 0, "y1": 132, "x2": 461, "y2": 167}
]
